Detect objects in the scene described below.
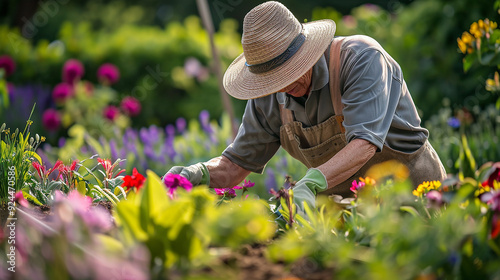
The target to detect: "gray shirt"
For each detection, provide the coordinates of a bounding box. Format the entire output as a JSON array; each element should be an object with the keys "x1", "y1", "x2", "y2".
[{"x1": 222, "y1": 35, "x2": 428, "y2": 173}]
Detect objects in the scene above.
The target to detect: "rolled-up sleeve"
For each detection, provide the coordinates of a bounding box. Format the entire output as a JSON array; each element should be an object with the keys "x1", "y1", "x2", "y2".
[
  {"x1": 222, "y1": 95, "x2": 282, "y2": 173},
  {"x1": 341, "y1": 49, "x2": 401, "y2": 152}
]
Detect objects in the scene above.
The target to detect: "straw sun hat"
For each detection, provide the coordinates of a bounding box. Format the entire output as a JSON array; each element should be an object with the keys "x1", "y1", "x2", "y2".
[{"x1": 223, "y1": 1, "x2": 336, "y2": 100}]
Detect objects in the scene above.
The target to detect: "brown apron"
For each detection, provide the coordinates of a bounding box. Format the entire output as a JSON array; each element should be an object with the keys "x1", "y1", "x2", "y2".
[{"x1": 279, "y1": 38, "x2": 446, "y2": 198}]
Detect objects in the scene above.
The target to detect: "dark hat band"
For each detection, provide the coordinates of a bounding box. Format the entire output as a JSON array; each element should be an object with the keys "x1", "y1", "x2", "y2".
[{"x1": 245, "y1": 32, "x2": 305, "y2": 74}]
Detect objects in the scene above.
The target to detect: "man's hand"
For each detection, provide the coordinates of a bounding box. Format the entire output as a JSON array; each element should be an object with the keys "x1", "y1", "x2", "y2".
[
  {"x1": 165, "y1": 163, "x2": 210, "y2": 186},
  {"x1": 292, "y1": 168, "x2": 328, "y2": 212}
]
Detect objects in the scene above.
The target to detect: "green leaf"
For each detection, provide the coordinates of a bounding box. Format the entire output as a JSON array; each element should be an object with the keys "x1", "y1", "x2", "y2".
[
  {"x1": 463, "y1": 54, "x2": 475, "y2": 72},
  {"x1": 77, "y1": 180, "x2": 87, "y2": 196},
  {"x1": 496, "y1": 97, "x2": 500, "y2": 110},
  {"x1": 400, "y1": 206, "x2": 421, "y2": 217},
  {"x1": 22, "y1": 190, "x2": 42, "y2": 206},
  {"x1": 140, "y1": 170, "x2": 170, "y2": 233},
  {"x1": 25, "y1": 151, "x2": 42, "y2": 165}
]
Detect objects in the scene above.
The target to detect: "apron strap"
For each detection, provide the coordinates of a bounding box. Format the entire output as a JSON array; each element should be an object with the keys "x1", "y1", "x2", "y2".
[
  {"x1": 279, "y1": 37, "x2": 346, "y2": 132},
  {"x1": 328, "y1": 37, "x2": 346, "y2": 133}
]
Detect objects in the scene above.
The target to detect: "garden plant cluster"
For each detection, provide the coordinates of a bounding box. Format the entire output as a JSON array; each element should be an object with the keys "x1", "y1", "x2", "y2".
[{"x1": 1, "y1": 0, "x2": 500, "y2": 279}]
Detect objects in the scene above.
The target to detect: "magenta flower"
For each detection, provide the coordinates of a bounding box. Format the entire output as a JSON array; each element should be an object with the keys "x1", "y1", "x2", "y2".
[
  {"x1": 121, "y1": 96, "x2": 141, "y2": 116},
  {"x1": 97, "y1": 63, "x2": 120, "y2": 85},
  {"x1": 214, "y1": 187, "x2": 237, "y2": 198},
  {"x1": 233, "y1": 179, "x2": 255, "y2": 191},
  {"x1": 426, "y1": 190, "x2": 444, "y2": 209},
  {"x1": 0, "y1": 55, "x2": 16, "y2": 76},
  {"x1": 103, "y1": 105, "x2": 120, "y2": 121},
  {"x1": 163, "y1": 173, "x2": 193, "y2": 199},
  {"x1": 62, "y1": 59, "x2": 84, "y2": 84},
  {"x1": 42, "y1": 109, "x2": 61, "y2": 131},
  {"x1": 350, "y1": 180, "x2": 365, "y2": 193},
  {"x1": 52, "y1": 83, "x2": 73, "y2": 102}
]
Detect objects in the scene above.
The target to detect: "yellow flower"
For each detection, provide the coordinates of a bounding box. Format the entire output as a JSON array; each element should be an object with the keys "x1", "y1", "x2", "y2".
[
  {"x1": 41, "y1": 136, "x2": 46, "y2": 142},
  {"x1": 457, "y1": 38, "x2": 468, "y2": 54},
  {"x1": 360, "y1": 176, "x2": 376, "y2": 186},
  {"x1": 486, "y1": 72, "x2": 500, "y2": 92},
  {"x1": 413, "y1": 180, "x2": 442, "y2": 197}
]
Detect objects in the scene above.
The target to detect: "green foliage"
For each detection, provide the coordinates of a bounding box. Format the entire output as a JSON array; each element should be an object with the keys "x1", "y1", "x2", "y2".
[
  {"x1": 0, "y1": 16, "x2": 246, "y2": 128},
  {"x1": 114, "y1": 171, "x2": 276, "y2": 275},
  {"x1": 266, "y1": 170, "x2": 500, "y2": 279},
  {"x1": 426, "y1": 104, "x2": 500, "y2": 174},
  {"x1": 0, "y1": 111, "x2": 42, "y2": 203}
]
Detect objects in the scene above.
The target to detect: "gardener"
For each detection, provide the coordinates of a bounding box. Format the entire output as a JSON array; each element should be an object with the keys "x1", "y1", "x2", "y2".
[{"x1": 165, "y1": 1, "x2": 446, "y2": 210}]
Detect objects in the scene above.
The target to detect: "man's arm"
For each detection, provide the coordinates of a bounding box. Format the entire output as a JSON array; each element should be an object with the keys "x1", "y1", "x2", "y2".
[
  {"x1": 204, "y1": 156, "x2": 252, "y2": 188},
  {"x1": 316, "y1": 138, "x2": 376, "y2": 189}
]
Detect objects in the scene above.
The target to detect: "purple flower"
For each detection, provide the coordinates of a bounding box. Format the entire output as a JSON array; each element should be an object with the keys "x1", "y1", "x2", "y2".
[
  {"x1": 42, "y1": 109, "x2": 61, "y2": 131},
  {"x1": 58, "y1": 137, "x2": 66, "y2": 148},
  {"x1": 97, "y1": 63, "x2": 120, "y2": 85},
  {"x1": 109, "y1": 139, "x2": 118, "y2": 161},
  {"x1": 214, "y1": 187, "x2": 237, "y2": 198},
  {"x1": 165, "y1": 124, "x2": 176, "y2": 138},
  {"x1": 52, "y1": 83, "x2": 73, "y2": 102},
  {"x1": 121, "y1": 96, "x2": 141, "y2": 116},
  {"x1": 62, "y1": 59, "x2": 84, "y2": 84},
  {"x1": 447, "y1": 117, "x2": 460, "y2": 129},
  {"x1": 176, "y1": 117, "x2": 187, "y2": 134},
  {"x1": 0, "y1": 55, "x2": 16, "y2": 76},
  {"x1": 163, "y1": 173, "x2": 193, "y2": 199},
  {"x1": 7, "y1": 82, "x2": 14, "y2": 100},
  {"x1": 265, "y1": 169, "x2": 277, "y2": 191},
  {"x1": 199, "y1": 110, "x2": 210, "y2": 126},
  {"x1": 103, "y1": 105, "x2": 120, "y2": 121}
]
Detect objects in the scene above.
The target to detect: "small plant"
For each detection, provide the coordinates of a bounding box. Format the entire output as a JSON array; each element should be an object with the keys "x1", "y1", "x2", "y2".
[{"x1": 0, "y1": 109, "x2": 43, "y2": 204}]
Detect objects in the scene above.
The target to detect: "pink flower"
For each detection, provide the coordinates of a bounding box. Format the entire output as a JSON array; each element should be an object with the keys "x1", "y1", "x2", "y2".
[
  {"x1": 62, "y1": 59, "x2": 84, "y2": 84},
  {"x1": 350, "y1": 180, "x2": 365, "y2": 194},
  {"x1": 233, "y1": 179, "x2": 255, "y2": 190},
  {"x1": 214, "y1": 188, "x2": 237, "y2": 198},
  {"x1": 97, "y1": 63, "x2": 120, "y2": 85},
  {"x1": 42, "y1": 109, "x2": 61, "y2": 131},
  {"x1": 0, "y1": 55, "x2": 16, "y2": 76},
  {"x1": 163, "y1": 173, "x2": 193, "y2": 199},
  {"x1": 52, "y1": 83, "x2": 73, "y2": 102},
  {"x1": 103, "y1": 105, "x2": 120, "y2": 121},
  {"x1": 14, "y1": 191, "x2": 28, "y2": 207},
  {"x1": 120, "y1": 96, "x2": 141, "y2": 116}
]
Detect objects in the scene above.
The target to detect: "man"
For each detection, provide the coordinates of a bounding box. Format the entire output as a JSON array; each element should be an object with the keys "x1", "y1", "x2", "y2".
[{"x1": 166, "y1": 1, "x2": 446, "y2": 210}]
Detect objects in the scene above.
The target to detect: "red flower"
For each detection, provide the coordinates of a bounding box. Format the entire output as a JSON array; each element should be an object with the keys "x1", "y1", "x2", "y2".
[
  {"x1": 482, "y1": 163, "x2": 500, "y2": 189},
  {"x1": 97, "y1": 158, "x2": 125, "y2": 180},
  {"x1": 121, "y1": 168, "x2": 146, "y2": 192}
]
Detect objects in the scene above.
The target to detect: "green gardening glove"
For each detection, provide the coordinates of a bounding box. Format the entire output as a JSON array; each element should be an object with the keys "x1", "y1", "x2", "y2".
[
  {"x1": 165, "y1": 163, "x2": 210, "y2": 186},
  {"x1": 292, "y1": 168, "x2": 328, "y2": 213}
]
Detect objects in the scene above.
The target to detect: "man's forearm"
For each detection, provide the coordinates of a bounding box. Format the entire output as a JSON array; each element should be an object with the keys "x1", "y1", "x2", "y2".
[
  {"x1": 204, "y1": 156, "x2": 252, "y2": 188},
  {"x1": 317, "y1": 138, "x2": 377, "y2": 189}
]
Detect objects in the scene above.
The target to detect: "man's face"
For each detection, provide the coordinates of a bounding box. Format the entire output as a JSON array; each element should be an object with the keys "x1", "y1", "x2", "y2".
[{"x1": 278, "y1": 68, "x2": 313, "y2": 97}]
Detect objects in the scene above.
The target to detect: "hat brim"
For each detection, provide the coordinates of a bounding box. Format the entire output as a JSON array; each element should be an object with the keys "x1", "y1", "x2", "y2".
[{"x1": 223, "y1": 19, "x2": 336, "y2": 100}]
